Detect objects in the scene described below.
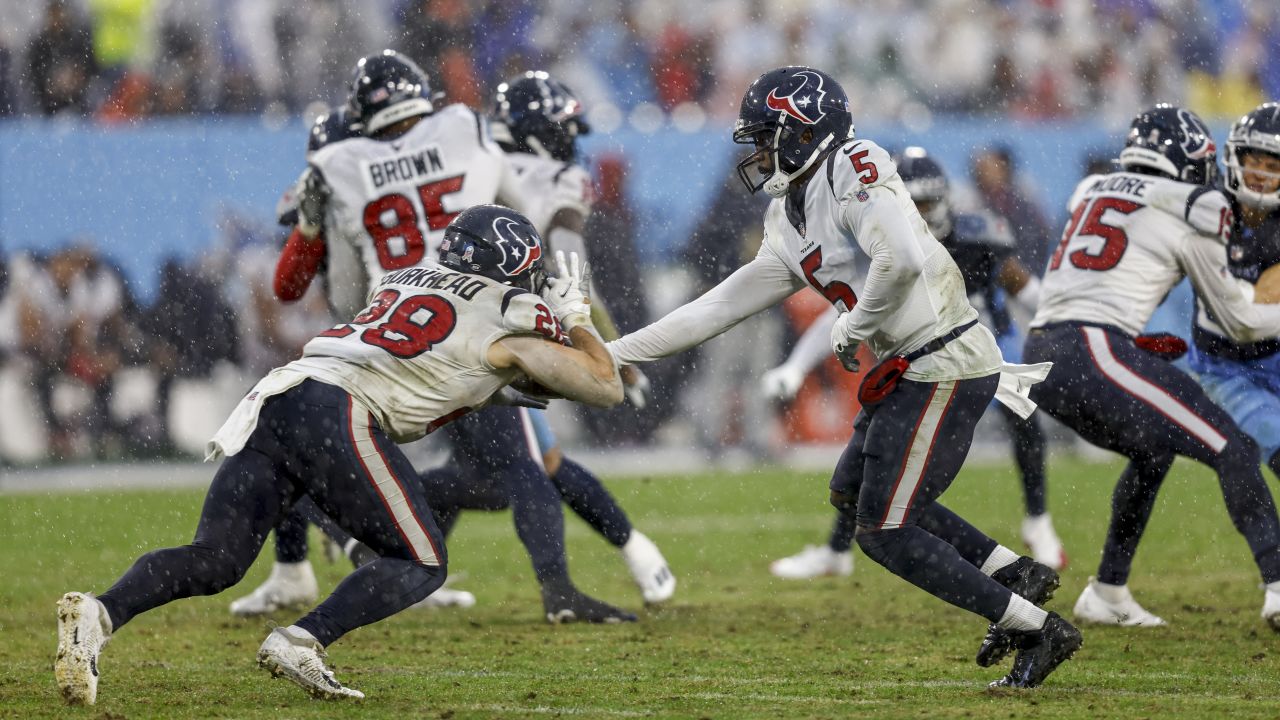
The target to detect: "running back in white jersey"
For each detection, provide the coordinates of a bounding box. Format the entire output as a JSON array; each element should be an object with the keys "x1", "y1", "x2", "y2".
[
  {"x1": 288, "y1": 264, "x2": 565, "y2": 443},
  {"x1": 504, "y1": 152, "x2": 593, "y2": 236},
  {"x1": 1032, "y1": 172, "x2": 1231, "y2": 336},
  {"x1": 309, "y1": 104, "x2": 523, "y2": 317},
  {"x1": 760, "y1": 138, "x2": 994, "y2": 376}
]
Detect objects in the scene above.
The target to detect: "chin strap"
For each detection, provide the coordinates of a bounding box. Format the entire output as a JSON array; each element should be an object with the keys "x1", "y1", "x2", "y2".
[{"x1": 763, "y1": 126, "x2": 838, "y2": 198}]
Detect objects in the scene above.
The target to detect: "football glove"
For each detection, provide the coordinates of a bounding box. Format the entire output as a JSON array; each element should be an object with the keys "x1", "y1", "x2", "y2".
[
  {"x1": 621, "y1": 365, "x2": 650, "y2": 409},
  {"x1": 492, "y1": 385, "x2": 551, "y2": 410},
  {"x1": 542, "y1": 250, "x2": 592, "y2": 331},
  {"x1": 761, "y1": 363, "x2": 806, "y2": 402},
  {"x1": 829, "y1": 313, "x2": 861, "y2": 373},
  {"x1": 296, "y1": 166, "x2": 330, "y2": 239}
]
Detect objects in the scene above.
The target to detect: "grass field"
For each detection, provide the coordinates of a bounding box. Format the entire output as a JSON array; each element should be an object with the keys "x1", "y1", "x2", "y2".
[{"x1": 3, "y1": 456, "x2": 1280, "y2": 719}]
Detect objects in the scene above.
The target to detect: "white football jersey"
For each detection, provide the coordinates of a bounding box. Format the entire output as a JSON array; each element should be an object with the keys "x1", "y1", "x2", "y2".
[
  {"x1": 309, "y1": 104, "x2": 524, "y2": 318},
  {"x1": 504, "y1": 152, "x2": 593, "y2": 236},
  {"x1": 609, "y1": 138, "x2": 1003, "y2": 381},
  {"x1": 292, "y1": 266, "x2": 561, "y2": 443},
  {"x1": 1032, "y1": 172, "x2": 1280, "y2": 339}
]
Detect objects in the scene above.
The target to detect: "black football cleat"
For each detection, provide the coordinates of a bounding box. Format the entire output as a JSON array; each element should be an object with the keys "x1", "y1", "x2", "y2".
[
  {"x1": 976, "y1": 557, "x2": 1060, "y2": 667},
  {"x1": 989, "y1": 612, "x2": 1083, "y2": 689},
  {"x1": 541, "y1": 583, "x2": 637, "y2": 624}
]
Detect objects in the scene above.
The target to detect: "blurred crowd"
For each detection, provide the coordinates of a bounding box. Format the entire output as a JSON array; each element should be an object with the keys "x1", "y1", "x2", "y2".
[
  {"x1": 0, "y1": 139, "x2": 1060, "y2": 464},
  {"x1": 0, "y1": 0, "x2": 1275, "y2": 125}
]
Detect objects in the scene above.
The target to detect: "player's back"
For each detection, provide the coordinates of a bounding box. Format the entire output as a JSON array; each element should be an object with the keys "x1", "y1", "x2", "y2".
[
  {"x1": 1033, "y1": 172, "x2": 1198, "y2": 336},
  {"x1": 311, "y1": 104, "x2": 508, "y2": 316},
  {"x1": 504, "y1": 152, "x2": 593, "y2": 236},
  {"x1": 290, "y1": 264, "x2": 562, "y2": 444}
]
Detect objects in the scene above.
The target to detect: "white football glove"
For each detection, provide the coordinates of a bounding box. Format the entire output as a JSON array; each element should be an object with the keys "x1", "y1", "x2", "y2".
[
  {"x1": 761, "y1": 363, "x2": 806, "y2": 402},
  {"x1": 830, "y1": 313, "x2": 861, "y2": 373},
  {"x1": 621, "y1": 365, "x2": 651, "y2": 409},
  {"x1": 541, "y1": 250, "x2": 592, "y2": 331}
]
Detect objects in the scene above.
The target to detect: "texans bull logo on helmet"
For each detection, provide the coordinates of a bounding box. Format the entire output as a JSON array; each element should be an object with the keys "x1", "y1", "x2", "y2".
[
  {"x1": 1176, "y1": 108, "x2": 1217, "y2": 160},
  {"x1": 765, "y1": 70, "x2": 829, "y2": 125},
  {"x1": 493, "y1": 215, "x2": 542, "y2": 278}
]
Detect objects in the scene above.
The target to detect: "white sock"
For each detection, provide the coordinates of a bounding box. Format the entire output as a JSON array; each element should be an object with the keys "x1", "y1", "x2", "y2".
[
  {"x1": 980, "y1": 545, "x2": 1020, "y2": 576},
  {"x1": 285, "y1": 624, "x2": 319, "y2": 644},
  {"x1": 1267, "y1": 581, "x2": 1280, "y2": 594},
  {"x1": 95, "y1": 597, "x2": 114, "y2": 635},
  {"x1": 996, "y1": 594, "x2": 1048, "y2": 632},
  {"x1": 1093, "y1": 580, "x2": 1129, "y2": 604},
  {"x1": 271, "y1": 560, "x2": 312, "y2": 582},
  {"x1": 343, "y1": 538, "x2": 360, "y2": 558}
]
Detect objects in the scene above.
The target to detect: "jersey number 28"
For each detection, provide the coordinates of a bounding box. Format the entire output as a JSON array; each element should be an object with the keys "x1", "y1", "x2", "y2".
[
  {"x1": 319, "y1": 288, "x2": 457, "y2": 359},
  {"x1": 1048, "y1": 197, "x2": 1142, "y2": 272},
  {"x1": 362, "y1": 175, "x2": 466, "y2": 271}
]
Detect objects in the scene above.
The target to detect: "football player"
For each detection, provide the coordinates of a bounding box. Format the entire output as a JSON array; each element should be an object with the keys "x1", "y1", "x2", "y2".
[
  {"x1": 609, "y1": 66, "x2": 1080, "y2": 688},
  {"x1": 54, "y1": 205, "x2": 624, "y2": 704},
  {"x1": 1019, "y1": 105, "x2": 1280, "y2": 636},
  {"x1": 764, "y1": 146, "x2": 1065, "y2": 580},
  {"x1": 237, "y1": 51, "x2": 657, "y2": 623},
  {"x1": 1185, "y1": 101, "x2": 1280, "y2": 629}
]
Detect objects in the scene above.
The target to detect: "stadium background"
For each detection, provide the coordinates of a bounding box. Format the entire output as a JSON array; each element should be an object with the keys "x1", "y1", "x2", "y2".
[{"x1": 0, "y1": 0, "x2": 1274, "y2": 466}]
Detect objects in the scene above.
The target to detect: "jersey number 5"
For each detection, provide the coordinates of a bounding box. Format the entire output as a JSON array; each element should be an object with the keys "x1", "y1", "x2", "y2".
[
  {"x1": 800, "y1": 247, "x2": 857, "y2": 312},
  {"x1": 363, "y1": 175, "x2": 466, "y2": 271},
  {"x1": 319, "y1": 288, "x2": 457, "y2": 359},
  {"x1": 1048, "y1": 197, "x2": 1142, "y2": 272}
]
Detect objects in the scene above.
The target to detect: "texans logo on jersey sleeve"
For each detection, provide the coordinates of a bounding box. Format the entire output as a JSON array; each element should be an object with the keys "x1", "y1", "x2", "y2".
[
  {"x1": 493, "y1": 216, "x2": 542, "y2": 277},
  {"x1": 765, "y1": 70, "x2": 828, "y2": 125}
]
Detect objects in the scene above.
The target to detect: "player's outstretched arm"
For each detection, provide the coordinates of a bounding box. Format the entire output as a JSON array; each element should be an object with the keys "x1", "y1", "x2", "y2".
[
  {"x1": 1184, "y1": 233, "x2": 1280, "y2": 342},
  {"x1": 489, "y1": 330, "x2": 623, "y2": 408},
  {"x1": 1255, "y1": 264, "x2": 1280, "y2": 304}
]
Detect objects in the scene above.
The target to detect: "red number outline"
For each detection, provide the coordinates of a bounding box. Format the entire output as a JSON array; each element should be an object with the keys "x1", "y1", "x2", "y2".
[
  {"x1": 361, "y1": 175, "x2": 467, "y2": 271},
  {"x1": 1049, "y1": 197, "x2": 1141, "y2": 272},
  {"x1": 848, "y1": 149, "x2": 879, "y2": 185},
  {"x1": 800, "y1": 247, "x2": 857, "y2": 312}
]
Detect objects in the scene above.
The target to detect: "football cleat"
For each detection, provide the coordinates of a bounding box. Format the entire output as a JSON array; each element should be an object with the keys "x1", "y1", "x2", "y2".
[
  {"x1": 257, "y1": 626, "x2": 364, "y2": 700},
  {"x1": 1020, "y1": 513, "x2": 1068, "y2": 571},
  {"x1": 541, "y1": 582, "x2": 637, "y2": 624},
  {"x1": 54, "y1": 592, "x2": 112, "y2": 706},
  {"x1": 229, "y1": 561, "x2": 319, "y2": 617},
  {"x1": 976, "y1": 557, "x2": 1060, "y2": 667},
  {"x1": 989, "y1": 612, "x2": 1083, "y2": 689},
  {"x1": 621, "y1": 530, "x2": 676, "y2": 604},
  {"x1": 1262, "y1": 588, "x2": 1280, "y2": 631},
  {"x1": 1073, "y1": 578, "x2": 1166, "y2": 627},
  {"x1": 769, "y1": 544, "x2": 854, "y2": 580}
]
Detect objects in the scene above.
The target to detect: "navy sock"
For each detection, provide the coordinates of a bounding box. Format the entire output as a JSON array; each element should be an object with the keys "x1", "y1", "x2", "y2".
[
  {"x1": 274, "y1": 507, "x2": 310, "y2": 564},
  {"x1": 1098, "y1": 454, "x2": 1173, "y2": 585},
  {"x1": 829, "y1": 511, "x2": 855, "y2": 553},
  {"x1": 552, "y1": 458, "x2": 633, "y2": 547}
]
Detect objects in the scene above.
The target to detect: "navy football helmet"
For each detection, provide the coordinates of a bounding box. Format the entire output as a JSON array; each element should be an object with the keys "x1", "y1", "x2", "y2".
[
  {"x1": 895, "y1": 147, "x2": 952, "y2": 238},
  {"x1": 438, "y1": 205, "x2": 546, "y2": 293},
  {"x1": 1224, "y1": 102, "x2": 1280, "y2": 210},
  {"x1": 346, "y1": 50, "x2": 434, "y2": 135},
  {"x1": 491, "y1": 71, "x2": 590, "y2": 163},
  {"x1": 307, "y1": 105, "x2": 359, "y2": 153},
  {"x1": 1119, "y1": 104, "x2": 1219, "y2": 187},
  {"x1": 733, "y1": 66, "x2": 854, "y2": 198}
]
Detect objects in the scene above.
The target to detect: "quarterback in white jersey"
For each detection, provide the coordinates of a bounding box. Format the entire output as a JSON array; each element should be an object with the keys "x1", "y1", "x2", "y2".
[
  {"x1": 53, "y1": 205, "x2": 622, "y2": 704},
  {"x1": 611, "y1": 66, "x2": 1079, "y2": 688},
  {"x1": 1023, "y1": 104, "x2": 1280, "y2": 633}
]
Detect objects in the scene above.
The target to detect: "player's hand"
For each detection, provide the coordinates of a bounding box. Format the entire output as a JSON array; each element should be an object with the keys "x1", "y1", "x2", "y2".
[
  {"x1": 761, "y1": 364, "x2": 805, "y2": 401},
  {"x1": 296, "y1": 166, "x2": 329, "y2": 239},
  {"x1": 621, "y1": 365, "x2": 650, "y2": 408},
  {"x1": 492, "y1": 385, "x2": 551, "y2": 410},
  {"x1": 830, "y1": 314, "x2": 861, "y2": 373},
  {"x1": 542, "y1": 250, "x2": 592, "y2": 330}
]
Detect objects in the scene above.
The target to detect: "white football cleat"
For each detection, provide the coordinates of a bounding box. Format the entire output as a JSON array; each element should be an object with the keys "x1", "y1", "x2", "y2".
[
  {"x1": 230, "y1": 561, "x2": 319, "y2": 617},
  {"x1": 54, "y1": 592, "x2": 112, "y2": 706},
  {"x1": 1073, "y1": 578, "x2": 1166, "y2": 627},
  {"x1": 1262, "y1": 588, "x2": 1280, "y2": 631},
  {"x1": 1021, "y1": 513, "x2": 1068, "y2": 571},
  {"x1": 411, "y1": 576, "x2": 477, "y2": 609},
  {"x1": 621, "y1": 530, "x2": 675, "y2": 604},
  {"x1": 769, "y1": 544, "x2": 853, "y2": 580},
  {"x1": 257, "y1": 626, "x2": 364, "y2": 700}
]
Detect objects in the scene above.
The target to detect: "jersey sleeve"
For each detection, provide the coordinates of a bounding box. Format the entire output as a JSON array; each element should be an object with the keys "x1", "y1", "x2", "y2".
[
  {"x1": 1182, "y1": 230, "x2": 1280, "y2": 342},
  {"x1": 827, "y1": 139, "x2": 898, "y2": 201},
  {"x1": 836, "y1": 180, "x2": 928, "y2": 344},
  {"x1": 546, "y1": 163, "x2": 593, "y2": 218},
  {"x1": 1147, "y1": 180, "x2": 1232, "y2": 244},
  {"x1": 501, "y1": 289, "x2": 566, "y2": 344}
]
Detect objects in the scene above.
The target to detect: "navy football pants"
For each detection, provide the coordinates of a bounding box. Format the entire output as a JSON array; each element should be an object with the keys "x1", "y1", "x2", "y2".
[
  {"x1": 1025, "y1": 323, "x2": 1280, "y2": 584},
  {"x1": 829, "y1": 372, "x2": 1016, "y2": 623},
  {"x1": 97, "y1": 380, "x2": 447, "y2": 646}
]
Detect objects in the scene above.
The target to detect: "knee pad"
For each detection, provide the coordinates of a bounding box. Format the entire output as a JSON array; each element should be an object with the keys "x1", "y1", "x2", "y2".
[
  {"x1": 1217, "y1": 434, "x2": 1261, "y2": 477},
  {"x1": 854, "y1": 526, "x2": 914, "y2": 566}
]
